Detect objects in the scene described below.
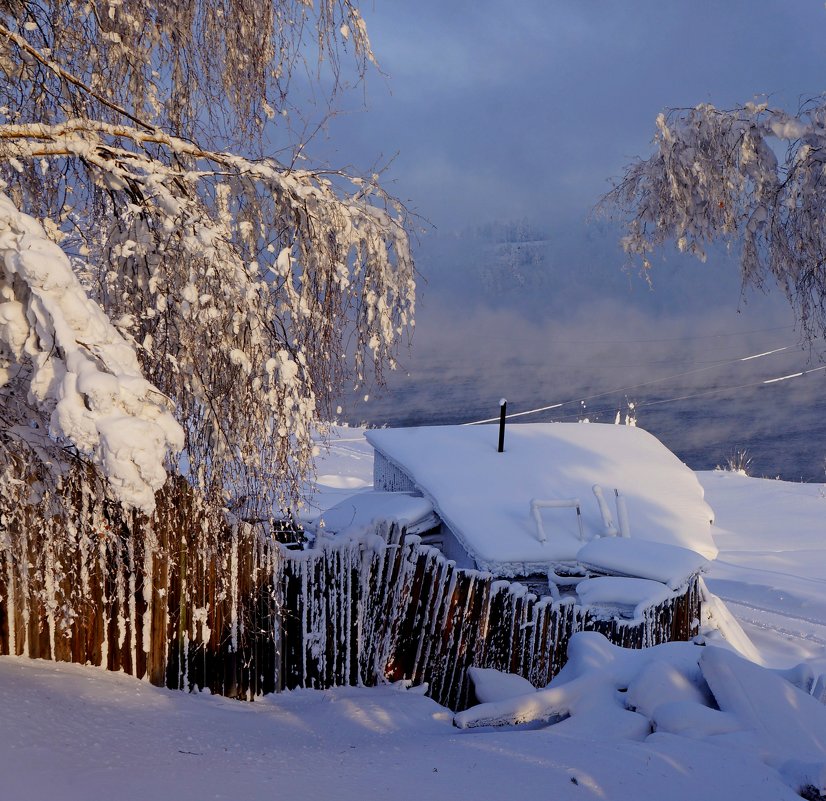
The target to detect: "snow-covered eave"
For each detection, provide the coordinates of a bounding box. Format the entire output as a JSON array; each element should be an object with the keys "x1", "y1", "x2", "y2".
[
  {"x1": 429, "y1": 543, "x2": 707, "y2": 593},
  {"x1": 472, "y1": 557, "x2": 576, "y2": 580}
]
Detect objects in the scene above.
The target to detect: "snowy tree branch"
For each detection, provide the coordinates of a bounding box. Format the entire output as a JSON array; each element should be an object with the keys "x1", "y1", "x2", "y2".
[
  {"x1": 0, "y1": 191, "x2": 184, "y2": 512},
  {"x1": 0, "y1": 1, "x2": 414, "y2": 520},
  {"x1": 0, "y1": 23, "x2": 156, "y2": 132},
  {"x1": 599, "y1": 102, "x2": 826, "y2": 339}
]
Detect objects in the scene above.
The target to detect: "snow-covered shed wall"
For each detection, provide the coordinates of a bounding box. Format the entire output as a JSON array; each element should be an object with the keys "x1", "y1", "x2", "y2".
[{"x1": 373, "y1": 450, "x2": 418, "y2": 493}]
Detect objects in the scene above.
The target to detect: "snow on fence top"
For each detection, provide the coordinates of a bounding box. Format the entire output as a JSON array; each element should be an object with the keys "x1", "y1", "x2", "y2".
[{"x1": 366, "y1": 423, "x2": 717, "y2": 575}]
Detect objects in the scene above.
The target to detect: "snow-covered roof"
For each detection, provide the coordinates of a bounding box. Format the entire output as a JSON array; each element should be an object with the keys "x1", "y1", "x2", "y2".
[{"x1": 366, "y1": 423, "x2": 717, "y2": 575}]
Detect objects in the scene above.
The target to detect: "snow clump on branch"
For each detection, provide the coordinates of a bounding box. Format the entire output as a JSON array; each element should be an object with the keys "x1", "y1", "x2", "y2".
[{"x1": 0, "y1": 191, "x2": 184, "y2": 513}]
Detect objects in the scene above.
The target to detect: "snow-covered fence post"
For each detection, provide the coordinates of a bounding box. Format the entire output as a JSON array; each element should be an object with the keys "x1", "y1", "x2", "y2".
[
  {"x1": 382, "y1": 531, "x2": 422, "y2": 681},
  {"x1": 280, "y1": 553, "x2": 303, "y2": 690},
  {"x1": 425, "y1": 564, "x2": 466, "y2": 706},
  {"x1": 527, "y1": 597, "x2": 554, "y2": 688},
  {"x1": 410, "y1": 552, "x2": 454, "y2": 688},
  {"x1": 363, "y1": 523, "x2": 404, "y2": 683},
  {"x1": 386, "y1": 542, "x2": 447, "y2": 684},
  {"x1": 450, "y1": 572, "x2": 492, "y2": 710}
]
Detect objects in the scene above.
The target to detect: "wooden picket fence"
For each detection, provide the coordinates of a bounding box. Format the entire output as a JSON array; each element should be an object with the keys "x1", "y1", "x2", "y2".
[
  {"x1": 0, "y1": 475, "x2": 701, "y2": 710},
  {"x1": 281, "y1": 525, "x2": 700, "y2": 709},
  {"x1": 0, "y1": 474, "x2": 281, "y2": 698}
]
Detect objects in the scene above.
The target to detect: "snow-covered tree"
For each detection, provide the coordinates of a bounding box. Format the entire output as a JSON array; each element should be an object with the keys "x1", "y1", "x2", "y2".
[
  {"x1": 600, "y1": 101, "x2": 826, "y2": 342},
  {"x1": 0, "y1": 1, "x2": 414, "y2": 518}
]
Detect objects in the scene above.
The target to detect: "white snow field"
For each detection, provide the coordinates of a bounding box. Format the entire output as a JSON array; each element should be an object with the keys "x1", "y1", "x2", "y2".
[
  {"x1": 2, "y1": 425, "x2": 825, "y2": 801},
  {"x1": 0, "y1": 654, "x2": 811, "y2": 801},
  {"x1": 700, "y1": 469, "x2": 826, "y2": 668}
]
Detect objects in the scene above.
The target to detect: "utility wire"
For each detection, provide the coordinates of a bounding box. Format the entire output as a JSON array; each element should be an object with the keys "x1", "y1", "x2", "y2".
[
  {"x1": 464, "y1": 342, "x2": 798, "y2": 425},
  {"x1": 546, "y1": 364, "x2": 826, "y2": 423}
]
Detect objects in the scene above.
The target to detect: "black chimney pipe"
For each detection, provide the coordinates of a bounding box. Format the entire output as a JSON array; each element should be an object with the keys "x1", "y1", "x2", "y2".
[{"x1": 498, "y1": 398, "x2": 507, "y2": 452}]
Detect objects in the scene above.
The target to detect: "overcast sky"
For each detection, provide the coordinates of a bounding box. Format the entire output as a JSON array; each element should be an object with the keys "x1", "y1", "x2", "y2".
[{"x1": 319, "y1": 0, "x2": 826, "y2": 232}]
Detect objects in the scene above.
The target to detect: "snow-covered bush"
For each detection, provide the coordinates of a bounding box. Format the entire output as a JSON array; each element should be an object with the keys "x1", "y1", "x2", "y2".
[{"x1": 722, "y1": 448, "x2": 752, "y2": 477}]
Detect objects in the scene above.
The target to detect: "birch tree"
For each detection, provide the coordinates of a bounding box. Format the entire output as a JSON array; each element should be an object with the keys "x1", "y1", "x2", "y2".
[
  {"x1": 0, "y1": 1, "x2": 414, "y2": 519},
  {"x1": 600, "y1": 101, "x2": 826, "y2": 342}
]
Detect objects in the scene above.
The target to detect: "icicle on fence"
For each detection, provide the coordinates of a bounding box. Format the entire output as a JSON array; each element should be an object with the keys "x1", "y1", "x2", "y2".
[{"x1": 0, "y1": 473, "x2": 701, "y2": 709}]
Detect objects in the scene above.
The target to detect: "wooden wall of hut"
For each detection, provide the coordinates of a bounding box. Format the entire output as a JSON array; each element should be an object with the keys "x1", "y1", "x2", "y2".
[{"x1": 0, "y1": 475, "x2": 701, "y2": 710}]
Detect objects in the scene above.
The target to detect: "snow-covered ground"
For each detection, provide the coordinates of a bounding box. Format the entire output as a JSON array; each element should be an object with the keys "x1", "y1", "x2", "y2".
[
  {"x1": 0, "y1": 654, "x2": 814, "y2": 801},
  {"x1": 2, "y1": 426, "x2": 825, "y2": 801},
  {"x1": 700, "y1": 470, "x2": 826, "y2": 669}
]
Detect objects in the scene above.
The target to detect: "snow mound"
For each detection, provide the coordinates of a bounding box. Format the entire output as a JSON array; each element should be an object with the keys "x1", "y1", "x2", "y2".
[
  {"x1": 455, "y1": 632, "x2": 826, "y2": 799},
  {"x1": 700, "y1": 646, "x2": 826, "y2": 797},
  {"x1": 467, "y1": 667, "x2": 536, "y2": 704}
]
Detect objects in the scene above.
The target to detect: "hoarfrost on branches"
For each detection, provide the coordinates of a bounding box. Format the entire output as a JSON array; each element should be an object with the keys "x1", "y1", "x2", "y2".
[
  {"x1": 0, "y1": 1, "x2": 414, "y2": 518},
  {"x1": 600, "y1": 101, "x2": 826, "y2": 340}
]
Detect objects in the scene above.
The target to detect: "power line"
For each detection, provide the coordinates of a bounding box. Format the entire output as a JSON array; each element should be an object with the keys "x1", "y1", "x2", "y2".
[
  {"x1": 634, "y1": 364, "x2": 826, "y2": 409},
  {"x1": 741, "y1": 347, "x2": 789, "y2": 361},
  {"x1": 535, "y1": 364, "x2": 826, "y2": 424},
  {"x1": 592, "y1": 346, "x2": 798, "y2": 370},
  {"x1": 463, "y1": 342, "x2": 797, "y2": 425}
]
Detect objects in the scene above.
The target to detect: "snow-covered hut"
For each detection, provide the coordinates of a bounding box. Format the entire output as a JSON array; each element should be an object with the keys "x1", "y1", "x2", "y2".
[{"x1": 364, "y1": 423, "x2": 716, "y2": 594}]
